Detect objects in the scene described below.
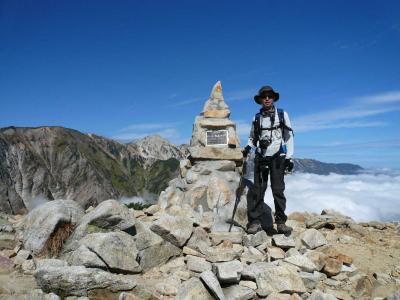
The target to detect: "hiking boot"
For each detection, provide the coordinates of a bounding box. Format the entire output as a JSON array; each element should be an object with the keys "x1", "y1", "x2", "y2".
[
  {"x1": 264, "y1": 227, "x2": 278, "y2": 236},
  {"x1": 247, "y1": 223, "x2": 262, "y2": 234},
  {"x1": 276, "y1": 223, "x2": 293, "y2": 235}
]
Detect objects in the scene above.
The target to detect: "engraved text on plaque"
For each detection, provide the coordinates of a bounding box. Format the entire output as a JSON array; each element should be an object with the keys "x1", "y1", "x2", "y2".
[{"x1": 206, "y1": 130, "x2": 228, "y2": 146}]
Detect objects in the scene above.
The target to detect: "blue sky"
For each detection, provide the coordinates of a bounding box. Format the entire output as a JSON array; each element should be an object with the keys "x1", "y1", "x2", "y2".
[{"x1": 1, "y1": 1, "x2": 399, "y2": 169}]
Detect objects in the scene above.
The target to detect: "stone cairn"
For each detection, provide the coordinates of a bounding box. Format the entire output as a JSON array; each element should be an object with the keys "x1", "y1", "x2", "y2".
[{"x1": 158, "y1": 81, "x2": 249, "y2": 232}]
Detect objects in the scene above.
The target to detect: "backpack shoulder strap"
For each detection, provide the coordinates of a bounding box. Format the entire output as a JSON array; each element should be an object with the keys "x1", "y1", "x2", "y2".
[
  {"x1": 253, "y1": 112, "x2": 262, "y2": 143},
  {"x1": 277, "y1": 108, "x2": 285, "y2": 126},
  {"x1": 277, "y1": 108, "x2": 294, "y2": 135}
]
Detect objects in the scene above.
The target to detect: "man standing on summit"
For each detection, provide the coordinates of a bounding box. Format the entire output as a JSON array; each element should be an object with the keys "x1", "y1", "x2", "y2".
[{"x1": 243, "y1": 85, "x2": 294, "y2": 235}]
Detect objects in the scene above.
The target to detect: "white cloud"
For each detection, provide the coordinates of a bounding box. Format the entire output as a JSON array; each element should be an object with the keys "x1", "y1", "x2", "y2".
[
  {"x1": 293, "y1": 90, "x2": 400, "y2": 132},
  {"x1": 263, "y1": 172, "x2": 400, "y2": 222},
  {"x1": 356, "y1": 91, "x2": 400, "y2": 104},
  {"x1": 118, "y1": 196, "x2": 145, "y2": 205}
]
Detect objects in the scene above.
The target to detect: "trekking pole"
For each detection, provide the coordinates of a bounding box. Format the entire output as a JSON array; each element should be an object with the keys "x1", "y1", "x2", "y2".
[{"x1": 228, "y1": 157, "x2": 247, "y2": 232}]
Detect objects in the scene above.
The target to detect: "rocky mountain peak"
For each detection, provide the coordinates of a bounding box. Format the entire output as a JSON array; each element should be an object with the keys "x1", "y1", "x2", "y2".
[{"x1": 127, "y1": 135, "x2": 184, "y2": 164}]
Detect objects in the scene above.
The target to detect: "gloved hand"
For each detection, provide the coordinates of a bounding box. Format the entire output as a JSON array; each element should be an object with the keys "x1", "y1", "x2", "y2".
[
  {"x1": 284, "y1": 158, "x2": 294, "y2": 172},
  {"x1": 242, "y1": 145, "x2": 252, "y2": 158}
]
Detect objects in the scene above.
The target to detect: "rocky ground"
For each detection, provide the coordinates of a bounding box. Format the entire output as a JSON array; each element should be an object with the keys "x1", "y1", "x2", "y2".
[{"x1": 0, "y1": 200, "x2": 399, "y2": 300}]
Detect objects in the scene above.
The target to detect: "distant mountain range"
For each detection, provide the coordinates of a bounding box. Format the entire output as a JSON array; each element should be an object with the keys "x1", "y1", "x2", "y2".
[{"x1": 0, "y1": 126, "x2": 363, "y2": 214}]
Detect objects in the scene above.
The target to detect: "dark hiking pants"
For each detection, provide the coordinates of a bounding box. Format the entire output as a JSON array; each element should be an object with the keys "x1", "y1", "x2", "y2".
[{"x1": 247, "y1": 152, "x2": 288, "y2": 230}]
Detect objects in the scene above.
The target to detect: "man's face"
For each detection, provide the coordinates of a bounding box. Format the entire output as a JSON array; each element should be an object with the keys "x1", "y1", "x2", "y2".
[{"x1": 261, "y1": 94, "x2": 274, "y2": 109}]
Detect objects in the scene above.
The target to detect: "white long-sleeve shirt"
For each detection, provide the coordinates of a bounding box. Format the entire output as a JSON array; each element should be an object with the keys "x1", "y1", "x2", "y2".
[{"x1": 247, "y1": 107, "x2": 294, "y2": 158}]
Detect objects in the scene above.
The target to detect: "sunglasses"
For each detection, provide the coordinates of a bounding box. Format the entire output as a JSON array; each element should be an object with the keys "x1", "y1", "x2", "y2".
[{"x1": 260, "y1": 93, "x2": 275, "y2": 99}]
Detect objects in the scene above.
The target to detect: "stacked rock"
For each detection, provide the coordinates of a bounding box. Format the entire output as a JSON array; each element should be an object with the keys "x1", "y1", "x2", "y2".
[{"x1": 158, "y1": 81, "x2": 248, "y2": 231}]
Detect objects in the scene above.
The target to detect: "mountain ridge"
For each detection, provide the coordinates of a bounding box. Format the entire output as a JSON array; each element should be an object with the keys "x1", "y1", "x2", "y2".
[{"x1": 0, "y1": 126, "x2": 363, "y2": 214}]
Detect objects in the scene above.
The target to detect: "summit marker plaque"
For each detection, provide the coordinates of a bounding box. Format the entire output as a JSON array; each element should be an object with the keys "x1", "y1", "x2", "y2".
[{"x1": 206, "y1": 130, "x2": 228, "y2": 146}]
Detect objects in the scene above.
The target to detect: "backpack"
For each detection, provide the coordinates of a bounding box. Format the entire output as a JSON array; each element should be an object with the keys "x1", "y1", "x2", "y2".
[{"x1": 253, "y1": 108, "x2": 293, "y2": 153}]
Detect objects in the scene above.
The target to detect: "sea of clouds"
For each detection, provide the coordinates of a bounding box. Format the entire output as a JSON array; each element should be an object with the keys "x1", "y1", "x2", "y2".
[{"x1": 264, "y1": 171, "x2": 400, "y2": 222}]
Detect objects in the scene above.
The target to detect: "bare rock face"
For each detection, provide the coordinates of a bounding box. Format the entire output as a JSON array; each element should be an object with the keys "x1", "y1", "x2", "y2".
[
  {"x1": 21, "y1": 200, "x2": 84, "y2": 254},
  {"x1": 0, "y1": 126, "x2": 185, "y2": 214},
  {"x1": 127, "y1": 135, "x2": 184, "y2": 166}
]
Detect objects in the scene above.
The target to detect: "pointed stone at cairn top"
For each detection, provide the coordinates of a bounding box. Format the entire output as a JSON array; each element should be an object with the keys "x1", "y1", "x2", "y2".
[
  {"x1": 210, "y1": 81, "x2": 224, "y2": 100},
  {"x1": 202, "y1": 81, "x2": 230, "y2": 118}
]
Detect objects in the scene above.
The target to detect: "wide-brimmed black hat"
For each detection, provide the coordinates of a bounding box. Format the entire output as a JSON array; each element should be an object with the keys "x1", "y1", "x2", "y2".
[{"x1": 254, "y1": 85, "x2": 280, "y2": 104}]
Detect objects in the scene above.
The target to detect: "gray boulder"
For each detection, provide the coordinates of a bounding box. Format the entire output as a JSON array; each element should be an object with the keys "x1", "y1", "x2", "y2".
[
  {"x1": 150, "y1": 215, "x2": 193, "y2": 247},
  {"x1": 22, "y1": 200, "x2": 84, "y2": 254},
  {"x1": 66, "y1": 245, "x2": 106, "y2": 268},
  {"x1": 213, "y1": 259, "x2": 243, "y2": 283},
  {"x1": 299, "y1": 271, "x2": 327, "y2": 290},
  {"x1": 134, "y1": 221, "x2": 181, "y2": 270},
  {"x1": 133, "y1": 221, "x2": 163, "y2": 251},
  {"x1": 137, "y1": 239, "x2": 181, "y2": 271},
  {"x1": 34, "y1": 264, "x2": 136, "y2": 297},
  {"x1": 242, "y1": 261, "x2": 275, "y2": 280},
  {"x1": 300, "y1": 229, "x2": 328, "y2": 249},
  {"x1": 176, "y1": 277, "x2": 214, "y2": 300},
  {"x1": 222, "y1": 285, "x2": 255, "y2": 300},
  {"x1": 200, "y1": 270, "x2": 225, "y2": 300},
  {"x1": 283, "y1": 255, "x2": 318, "y2": 272},
  {"x1": 78, "y1": 231, "x2": 141, "y2": 273},
  {"x1": 71, "y1": 199, "x2": 136, "y2": 241},
  {"x1": 272, "y1": 234, "x2": 296, "y2": 249},
  {"x1": 255, "y1": 265, "x2": 306, "y2": 297},
  {"x1": 187, "y1": 255, "x2": 212, "y2": 273}
]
